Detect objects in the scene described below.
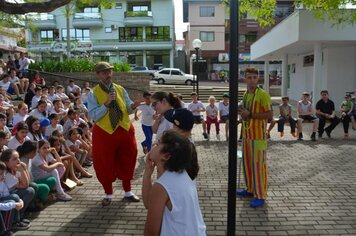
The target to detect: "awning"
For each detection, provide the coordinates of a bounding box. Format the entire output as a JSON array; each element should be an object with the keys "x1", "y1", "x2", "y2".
[{"x1": 251, "y1": 10, "x2": 356, "y2": 60}]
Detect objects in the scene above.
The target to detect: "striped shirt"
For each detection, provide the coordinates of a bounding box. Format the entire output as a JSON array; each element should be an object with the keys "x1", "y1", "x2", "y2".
[{"x1": 242, "y1": 87, "x2": 272, "y2": 140}]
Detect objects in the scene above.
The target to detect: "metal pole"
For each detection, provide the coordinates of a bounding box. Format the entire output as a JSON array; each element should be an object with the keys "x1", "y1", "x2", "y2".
[
  {"x1": 196, "y1": 48, "x2": 199, "y2": 97},
  {"x1": 227, "y1": 0, "x2": 238, "y2": 235},
  {"x1": 193, "y1": 55, "x2": 196, "y2": 92}
]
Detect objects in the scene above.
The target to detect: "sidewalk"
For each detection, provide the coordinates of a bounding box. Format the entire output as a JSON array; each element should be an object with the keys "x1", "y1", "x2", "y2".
[{"x1": 17, "y1": 116, "x2": 356, "y2": 235}]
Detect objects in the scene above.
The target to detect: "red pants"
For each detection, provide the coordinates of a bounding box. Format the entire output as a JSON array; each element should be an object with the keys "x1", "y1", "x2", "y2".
[
  {"x1": 206, "y1": 117, "x2": 220, "y2": 134},
  {"x1": 92, "y1": 124, "x2": 138, "y2": 195}
]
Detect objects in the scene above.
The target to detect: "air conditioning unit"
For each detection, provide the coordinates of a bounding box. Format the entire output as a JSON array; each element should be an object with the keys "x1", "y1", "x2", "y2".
[
  {"x1": 295, "y1": 2, "x2": 304, "y2": 9},
  {"x1": 111, "y1": 25, "x2": 118, "y2": 30}
]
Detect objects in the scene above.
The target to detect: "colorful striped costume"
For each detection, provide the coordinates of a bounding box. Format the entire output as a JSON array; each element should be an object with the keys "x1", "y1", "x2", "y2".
[{"x1": 241, "y1": 87, "x2": 272, "y2": 200}]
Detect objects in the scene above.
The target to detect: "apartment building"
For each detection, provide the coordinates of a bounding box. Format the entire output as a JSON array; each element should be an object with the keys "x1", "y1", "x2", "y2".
[
  {"x1": 183, "y1": 0, "x2": 294, "y2": 81},
  {"x1": 0, "y1": 27, "x2": 26, "y2": 59},
  {"x1": 26, "y1": 0, "x2": 175, "y2": 68}
]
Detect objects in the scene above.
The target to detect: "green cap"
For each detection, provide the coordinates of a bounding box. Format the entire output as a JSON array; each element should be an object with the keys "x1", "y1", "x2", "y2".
[
  {"x1": 223, "y1": 92, "x2": 229, "y2": 98},
  {"x1": 95, "y1": 61, "x2": 113, "y2": 72}
]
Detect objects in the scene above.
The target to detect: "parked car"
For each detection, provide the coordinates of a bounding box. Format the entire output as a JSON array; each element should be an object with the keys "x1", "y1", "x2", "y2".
[
  {"x1": 154, "y1": 68, "x2": 195, "y2": 85},
  {"x1": 131, "y1": 66, "x2": 156, "y2": 79}
]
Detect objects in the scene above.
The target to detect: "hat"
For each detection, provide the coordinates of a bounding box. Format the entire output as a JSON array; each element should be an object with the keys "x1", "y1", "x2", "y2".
[
  {"x1": 95, "y1": 61, "x2": 113, "y2": 72},
  {"x1": 164, "y1": 108, "x2": 194, "y2": 131},
  {"x1": 223, "y1": 92, "x2": 229, "y2": 98},
  {"x1": 40, "y1": 118, "x2": 50, "y2": 127}
]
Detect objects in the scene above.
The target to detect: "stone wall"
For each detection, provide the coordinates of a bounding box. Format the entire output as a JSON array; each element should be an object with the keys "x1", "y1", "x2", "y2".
[{"x1": 37, "y1": 72, "x2": 151, "y2": 99}]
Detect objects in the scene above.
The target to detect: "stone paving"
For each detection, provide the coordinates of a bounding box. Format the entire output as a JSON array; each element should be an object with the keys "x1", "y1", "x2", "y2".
[{"x1": 16, "y1": 112, "x2": 356, "y2": 235}]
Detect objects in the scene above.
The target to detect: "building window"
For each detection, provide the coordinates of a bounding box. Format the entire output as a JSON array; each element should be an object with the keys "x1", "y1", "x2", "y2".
[
  {"x1": 303, "y1": 55, "x2": 314, "y2": 67},
  {"x1": 115, "y1": 3, "x2": 122, "y2": 9},
  {"x1": 83, "y1": 7, "x2": 99, "y2": 13},
  {"x1": 245, "y1": 32, "x2": 257, "y2": 43},
  {"x1": 105, "y1": 27, "x2": 112, "y2": 33},
  {"x1": 119, "y1": 27, "x2": 143, "y2": 42},
  {"x1": 200, "y1": 31, "x2": 214, "y2": 42},
  {"x1": 133, "y1": 5, "x2": 149, "y2": 11},
  {"x1": 61, "y1": 28, "x2": 90, "y2": 41},
  {"x1": 146, "y1": 26, "x2": 170, "y2": 41},
  {"x1": 40, "y1": 30, "x2": 54, "y2": 42},
  {"x1": 200, "y1": 6, "x2": 215, "y2": 17}
]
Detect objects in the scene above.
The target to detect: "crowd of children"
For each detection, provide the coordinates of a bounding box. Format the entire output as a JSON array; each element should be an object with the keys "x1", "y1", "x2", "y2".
[{"x1": 0, "y1": 68, "x2": 94, "y2": 235}]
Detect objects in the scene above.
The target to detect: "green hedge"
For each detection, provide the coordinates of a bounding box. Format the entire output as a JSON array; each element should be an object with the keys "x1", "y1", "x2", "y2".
[{"x1": 29, "y1": 59, "x2": 131, "y2": 73}]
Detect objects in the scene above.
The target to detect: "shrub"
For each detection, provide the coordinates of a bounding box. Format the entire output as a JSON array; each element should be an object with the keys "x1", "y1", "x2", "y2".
[{"x1": 29, "y1": 59, "x2": 131, "y2": 72}]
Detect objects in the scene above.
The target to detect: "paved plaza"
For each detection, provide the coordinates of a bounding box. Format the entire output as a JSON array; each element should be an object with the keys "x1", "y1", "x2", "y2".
[{"x1": 16, "y1": 111, "x2": 356, "y2": 236}]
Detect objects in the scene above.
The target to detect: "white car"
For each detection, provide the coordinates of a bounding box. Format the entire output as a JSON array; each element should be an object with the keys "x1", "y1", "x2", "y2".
[{"x1": 154, "y1": 68, "x2": 195, "y2": 85}]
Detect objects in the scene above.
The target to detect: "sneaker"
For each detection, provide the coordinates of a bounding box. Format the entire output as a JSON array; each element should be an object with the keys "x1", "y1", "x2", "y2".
[
  {"x1": 318, "y1": 133, "x2": 322, "y2": 138},
  {"x1": 2, "y1": 230, "x2": 14, "y2": 236},
  {"x1": 291, "y1": 132, "x2": 297, "y2": 138},
  {"x1": 310, "y1": 132, "x2": 316, "y2": 141},
  {"x1": 280, "y1": 132, "x2": 284, "y2": 137},
  {"x1": 57, "y1": 192, "x2": 72, "y2": 201},
  {"x1": 216, "y1": 134, "x2": 221, "y2": 141},
  {"x1": 298, "y1": 133, "x2": 303, "y2": 141},
  {"x1": 250, "y1": 198, "x2": 265, "y2": 208},
  {"x1": 203, "y1": 132, "x2": 208, "y2": 139},
  {"x1": 325, "y1": 130, "x2": 331, "y2": 138},
  {"x1": 236, "y1": 189, "x2": 253, "y2": 197},
  {"x1": 12, "y1": 221, "x2": 30, "y2": 230}
]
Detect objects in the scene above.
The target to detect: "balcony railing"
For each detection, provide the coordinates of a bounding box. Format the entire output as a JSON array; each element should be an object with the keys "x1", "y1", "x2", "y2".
[
  {"x1": 119, "y1": 36, "x2": 144, "y2": 42},
  {"x1": 31, "y1": 14, "x2": 56, "y2": 29},
  {"x1": 124, "y1": 11, "x2": 152, "y2": 17},
  {"x1": 74, "y1": 12, "x2": 101, "y2": 19},
  {"x1": 145, "y1": 36, "x2": 171, "y2": 42}
]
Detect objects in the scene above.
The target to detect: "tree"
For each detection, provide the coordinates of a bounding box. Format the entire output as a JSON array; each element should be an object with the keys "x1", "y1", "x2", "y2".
[
  {"x1": 0, "y1": 0, "x2": 70, "y2": 14},
  {"x1": 222, "y1": 0, "x2": 356, "y2": 26}
]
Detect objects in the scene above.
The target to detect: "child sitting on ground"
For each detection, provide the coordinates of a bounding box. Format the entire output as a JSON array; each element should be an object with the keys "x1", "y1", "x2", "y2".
[
  {"x1": 0, "y1": 131, "x2": 9, "y2": 155},
  {"x1": 65, "y1": 128, "x2": 88, "y2": 167},
  {"x1": 31, "y1": 140, "x2": 72, "y2": 201},
  {"x1": 142, "y1": 130, "x2": 206, "y2": 235},
  {"x1": 206, "y1": 96, "x2": 220, "y2": 141}
]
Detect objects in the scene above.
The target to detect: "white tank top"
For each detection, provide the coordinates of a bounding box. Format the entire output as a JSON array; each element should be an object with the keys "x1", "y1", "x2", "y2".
[
  {"x1": 155, "y1": 171, "x2": 206, "y2": 236},
  {"x1": 298, "y1": 100, "x2": 312, "y2": 114}
]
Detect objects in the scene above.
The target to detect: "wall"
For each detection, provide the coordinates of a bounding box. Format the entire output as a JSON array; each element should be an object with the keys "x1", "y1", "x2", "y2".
[
  {"x1": 288, "y1": 46, "x2": 356, "y2": 106},
  {"x1": 38, "y1": 72, "x2": 150, "y2": 99},
  {"x1": 324, "y1": 47, "x2": 356, "y2": 106},
  {"x1": 188, "y1": 2, "x2": 225, "y2": 51}
]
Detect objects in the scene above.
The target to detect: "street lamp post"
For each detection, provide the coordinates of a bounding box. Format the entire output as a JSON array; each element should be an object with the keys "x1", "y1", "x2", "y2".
[{"x1": 192, "y1": 39, "x2": 202, "y2": 97}]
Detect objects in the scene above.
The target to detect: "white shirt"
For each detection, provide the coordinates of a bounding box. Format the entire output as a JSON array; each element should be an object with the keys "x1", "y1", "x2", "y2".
[
  {"x1": 188, "y1": 101, "x2": 205, "y2": 116},
  {"x1": 13, "y1": 114, "x2": 29, "y2": 127},
  {"x1": 8, "y1": 136, "x2": 30, "y2": 149},
  {"x1": 31, "y1": 95, "x2": 41, "y2": 109},
  {"x1": 137, "y1": 104, "x2": 155, "y2": 126},
  {"x1": 298, "y1": 100, "x2": 312, "y2": 115},
  {"x1": 9, "y1": 76, "x2": 19, "y2": 83},
  {"x1": 45, "y1": 124, "x2": 63, "y2": 137},
  {"x1": 67, "y1": 84, "x2": 80, "y2": 94},
  {"x1": 206, "y1": 104, "x2": 219, "y2": 118},
  {"x1": 29, "y1": 108, "x2": 47, "y2": 121},
  {"x1": 5, "y1": 171, "x2": 21, "y2": 191},
  {"x1": 48, "y1": 94, "x2": 59, "y2": 103},
  {"x1": 155, "y1": 117, "x2": 173, "y2": 142},
  {"x1": 31, "y1": 153, "x2": 55, "y2": 180},
  {"x1": 218, "y1": 101, "x2": 229, "y2": 116},
  {"x1": 65, "y1": 139, "x2": 81, "y2": 149},
  {"x1": 0, "y1": 80, "x2": 11, "y2": 91},
  {"x1": 19, "y1": 57, "x2": 29, "y2": 70},
  {"x1": 155, "y1": 170, "x2": 206, "y2": 236},
  {"x1": 0, "y1": 182, "x2": 10, "y2": 198}
]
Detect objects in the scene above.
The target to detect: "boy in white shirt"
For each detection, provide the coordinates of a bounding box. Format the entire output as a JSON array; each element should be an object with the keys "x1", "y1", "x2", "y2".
[
  {"x1": 187, "y1": 92, "x2": 208, "y2": 139},
  {"x1": 134, "y1": 92, "x2": 155, "y2": 154},
  {"x1": 218, "y1": 93, "x2": 230, "y2": 141},
  {"x1": 66, "y1": 80, "x2": 81, "y2": 100},
  {"x1": 30, "y1": 87, "x2": 42, "y2": 110}
]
